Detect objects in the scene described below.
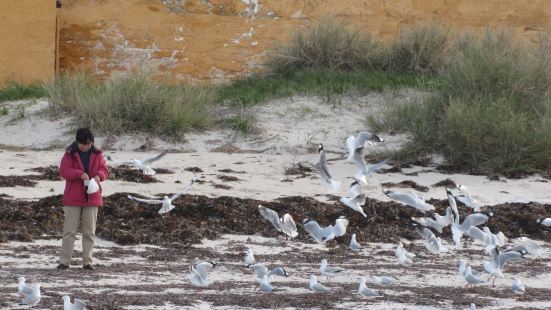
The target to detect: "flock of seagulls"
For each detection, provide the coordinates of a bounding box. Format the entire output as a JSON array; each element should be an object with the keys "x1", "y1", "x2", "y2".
[{"x1": 10, "y1": 131, "x2": 550, "y2": 308}]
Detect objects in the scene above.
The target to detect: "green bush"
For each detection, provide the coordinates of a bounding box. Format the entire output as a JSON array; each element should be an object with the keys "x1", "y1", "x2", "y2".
[
  {"x1": 386, "y1": 23, "x2": 449, "y2": 74},
  {"x1": 266, "y1": 17, "x2": 385, "y2": 73},
  {"x1": 372, "y1": 30, "x2": 551, "y2": 177},
  {"x1": 0, "y1": 81, "x2": 47, "y2": 102},
  {"x1": 47, "y1": 73, "x2": 213, "y2": 140}
]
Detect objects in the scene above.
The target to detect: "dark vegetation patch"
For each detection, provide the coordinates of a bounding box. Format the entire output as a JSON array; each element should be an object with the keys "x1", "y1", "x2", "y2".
[
  {"x1": 218, "y1": 168, "x2": 245, "y2": 174},
  {"x1": 284, "y1": 162, "x2": 315, "y2": 178},
  {"x1": 0, "y1": 175, "x2": 37, "y2": 187},
  {"x1": 431, "y1": 178, "x2": 457, "y2": 188},
  {"x1": 1, "y1": 194, "x2": 550, "y2": 247},
  {"x1": 381, "y1": 180, "x2": 430, "y2": 192},
  {"x1": 185, "y1": 166, "x2": 203, "y2": 173},
  {"x1": 217, "y1": 175, "x2": 240, "y2": 182}
]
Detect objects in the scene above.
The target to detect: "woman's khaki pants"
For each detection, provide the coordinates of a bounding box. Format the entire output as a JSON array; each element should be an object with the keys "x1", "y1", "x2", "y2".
[{"x1": 59, "y1": 206, "x2": 98, "y2": 266}]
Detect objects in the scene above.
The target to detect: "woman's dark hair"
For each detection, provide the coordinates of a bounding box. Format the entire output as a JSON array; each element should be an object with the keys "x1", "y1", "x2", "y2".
[{"x1": 76, "y1": 127, "x2": 94, "y2": 144}]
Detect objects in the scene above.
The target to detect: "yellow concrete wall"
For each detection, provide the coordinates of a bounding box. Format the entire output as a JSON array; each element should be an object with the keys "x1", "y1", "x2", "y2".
[
  {"x1": 0, "y1": 0, "x2": 57, "y2": 85},
  {"x1": 4, "y1": 0, "x2": 551, "y2": 85}
]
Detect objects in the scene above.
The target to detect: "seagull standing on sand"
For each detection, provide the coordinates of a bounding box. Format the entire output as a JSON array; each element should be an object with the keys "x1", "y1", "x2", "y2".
[
  {"x1": 258, "y1": 205, "x2": 298, "y2": 238},
  {"x1": 320, "y1": 259, "x2": 345, "y2": 283},
  {"x1": 243, "y1": 248, "x2": 255, "y2": 266},
  {"x1": 358, "y1": 276, "x2": 380, "y2": 297},
  {"x1": 339, "y1": 181, "x2": 367, "y2": 217},
  {"x1": 309, "y1": 275, "x2": 331, "y2": 293},
  {"x1": 512, "y1": 276, "x2": 525, "y2": 295},
  {"x1": 17, "y1": 277, "x2": 33, "y2": 296},
  {"x1": 464, "y1": 266, "x2": 485, "y2": 288},
  {"x1": 349, "y1": 234, "x2": 363, "y2": 252},
  {"x1": 63, "y1": 295, "x2": 87, "y2": 310},
  {"x1": 20, "y1": 283, "x2": 41, "y2": 307},
  {"x1": 313, "y1": 144, "x2": 341, "y2": 194},
  {"x1": 106, "y1": 151, "x2": 167, "y2": 175},
  {"x1": 372, "y1": 275, "x2": 394, "y2": 292},
  {"x1": 127, "y1": 176, "x2": 196, "y2": 214},
  {"x1": 258, "y1": 275, "x2": 273, "y2": 293}
]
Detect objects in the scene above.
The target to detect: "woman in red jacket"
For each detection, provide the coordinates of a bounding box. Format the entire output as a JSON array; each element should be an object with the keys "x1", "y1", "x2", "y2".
[{"x1": 58, "y1": 128, "x2": 108, "y2": 271}]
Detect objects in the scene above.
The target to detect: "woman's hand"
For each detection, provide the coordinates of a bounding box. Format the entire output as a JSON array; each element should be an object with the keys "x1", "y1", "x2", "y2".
[
  {"x1": 81, "y1": 173, "x2": 89, "y2": 181},
  {"x1": 94, "y1": 176, "x2": 101, "y2": 183}
]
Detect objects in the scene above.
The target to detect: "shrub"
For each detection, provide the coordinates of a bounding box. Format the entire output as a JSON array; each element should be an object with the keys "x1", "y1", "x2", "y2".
[{"x1": 47, "y1": 72, "x2": 212, "y2": 140}]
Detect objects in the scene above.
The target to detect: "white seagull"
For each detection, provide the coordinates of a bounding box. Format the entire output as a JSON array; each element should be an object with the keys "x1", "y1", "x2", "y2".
[
  {"x1": 258, "y1": 205, "x2": 298, "y2": 238},
  {"x1": 313, "y1": 144, "x2": 341, "y2": 194},
  {"x1": 384, "y1": 190, "x2": 435, "y2": 213},
  {"x1": 302, "y1": 219, "x2": 335, "y2": 244},
  {"x1": 189, "y1": 261, "x2": 217, "y2": 287},
  {"x1": 258, "y1": 275, "x2": 273, "y2": 293},
  {"x1": 17, "y1": 277, "x2": 33, "y2": 296},
  {"x1": 483, "y1": 247, "x2": 526, "y2": 286},
  {"x1": 127, "y1": 176, "x2": 196, "y2": 214},
  {"x1": 512, "y1": 276, "x2": 525, "y2": 295},
  {"x1": 320, "y1": 259, "x2": 345, "y2": 283},
  {"x1": 372, "y1": 275, "x2": 394, "y2": 292},
  {"x1": 455, "y1": 184, "x2": 481, "y2": 212},
  {"x1": 339, "y1": 181, "x2": 367, "y2": 217},
  {"x1": 349, "y1": 233, "x2": 363, "y2": 252},
  {"x1": 452, "y1": 213, "x2": 490, "y2": 247},
  {"x1": 359, "y1": 276, "x2": 380, "y2": 297},
  {"x1": 464, "y1": 266, "x2": 485, "y2": 288},
  {"x1": 106, "y1": 151, "x2": 167, "y2": 175},
  {"x1": 415, "y1": 226, "x2": 448, "y2": 259},
  {"x1": 433, "y1": 206, "x2": 453, "y2": 227},
  {"x1": 243, "y1": 248, "x2": 255, "y2": 266},
  {"x1": 412, "y1": 216, "x2": 445, "y2": 233},
  {"x1": 63, "y1": 295, "x2": 87, "y2": 310},
  {"x1": 309, "y1": 275, "x2": 331, "y2": 293},
  {"x1": 506, "y1": 237, "x2": 543, "y2": 259},
  {"x1": 21, "y1": 283, "x2": 41, "y2": 307}
]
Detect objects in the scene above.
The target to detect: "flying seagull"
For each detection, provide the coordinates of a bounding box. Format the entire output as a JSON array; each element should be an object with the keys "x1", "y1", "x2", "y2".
[
  {"x1": 106, "y1": 151, "x2": 167, "y2": 175},
  {"x1": 127, "y1": 176, "x2": 197, "y2": 214}
]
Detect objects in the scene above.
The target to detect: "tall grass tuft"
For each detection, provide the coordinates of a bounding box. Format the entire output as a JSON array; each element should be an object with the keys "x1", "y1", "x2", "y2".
[
  {"x1": 386, "y1": 23, "x2": 449, "y2": 74},
  {"x1": 372, "y1": 31, "x2": 551, "y2": 177},
  {"x1": 47, "y1": 72, "x2": 212, "y2": 140},
  {"x1": 0, "y1": 81, "x2": 47, "y2": 102},
  {"x1": 266, "y1": 18, "x2": 385, "y2": 73}
]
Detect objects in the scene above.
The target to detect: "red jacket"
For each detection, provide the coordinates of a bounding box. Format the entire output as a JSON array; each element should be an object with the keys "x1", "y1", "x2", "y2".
[{"x1": 59, "y1": 143, "x2": 109, "y2": 207}]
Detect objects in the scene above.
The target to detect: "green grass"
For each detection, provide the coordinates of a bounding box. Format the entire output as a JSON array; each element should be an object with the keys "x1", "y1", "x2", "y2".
[
  {"x1": 0, "y1": 81, "x2": 47, "y2": 102},
  {"x1": 371, "y1": 31, "x2": 551, "y2": 177},
  {"x1": 46, "y1": 73, "x2": 213, "y2": 140},
  {"x1": 216, "y1": 69, "x2": 438, "y2": 106},
  {"x1": 222, "y1": 115, "x2": 254, "y2": 135}
]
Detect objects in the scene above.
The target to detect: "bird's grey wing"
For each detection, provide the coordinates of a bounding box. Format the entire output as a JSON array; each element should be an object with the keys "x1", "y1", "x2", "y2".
[
  {"x1": 170, "y1": 178, "x2": 196, "y2": 201},
  {"x1": 415, "y1": 226, "x2": 435, "y2": 241},
  {"x1": 317, "y1": 151, "x2": 333, "y2": 180},
  {"x1": 366, "y1": 158, "x2": 389, "y2": 175},
  {"x1": 325, "y1": 266, "x2": 345, "y2": 273},
  {"x1": 387, "y1": 191, "x2": 419, "y2": 207},
  {"x1": 127, "y1": 195, "x2": 163, "y2": 205},
  {"x1": 195, "y1": 262, "x2": 215, "y2": 278},
  {"x1": 461, "y1": 213, "x2": 489, "y2": 232},
  {"x1": 467, "y1": 226, "x2": 489, "y2": 244},
  {"x1": 498, "y1": 251, "x2": 523, "y2": 269},
  {"x1": 312, "y1": 282, "x2": 330, "y2": 292},
  {"x1": 258, "y1": 206, "x2": 282, "y2": 230},
  {"x1": 354, "y1": 131, "x2": 380, "y2": 148},
  {"x1": 268, "y1": 266, "x2": 288, "y2": 277},
  {"x1": 446, "y1": 190, "x2": 459, "y2": 222},
  {"x1": 351, "y1": 194, "x2": 367, "y2": 206},
  {"x1": 346, "y1": 135, "x2": 356, "y2": 160},
  {"x1": 105, "y1": 154, "x2": 131, "y2": 165},
  {"x1": 360, "y1": 286, "x2": 379, "y2": 297},
  {"x1": 73, "y1": 299, "x2": 87, "y2": 310},
  {"x1": 349, "y1": 181, "x2": 362, "y2": 198},
  {"x1": 353, "y1": 147, "x2": 368, "y2": 172},
  {"x1": 142, "y1": 151, "x2": 167, "y2": 165},
  {"x1": 20, "y1": 284, "x2": 33, "y2": 295}
]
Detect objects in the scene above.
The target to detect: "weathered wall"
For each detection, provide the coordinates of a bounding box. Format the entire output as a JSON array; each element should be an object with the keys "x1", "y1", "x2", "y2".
[
  {"x1": 0, "y1": 0, "x2": 57, "y2": 85},
  {"x1": 5, "y1": 0, "x2": 551, "y2": 85}
]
